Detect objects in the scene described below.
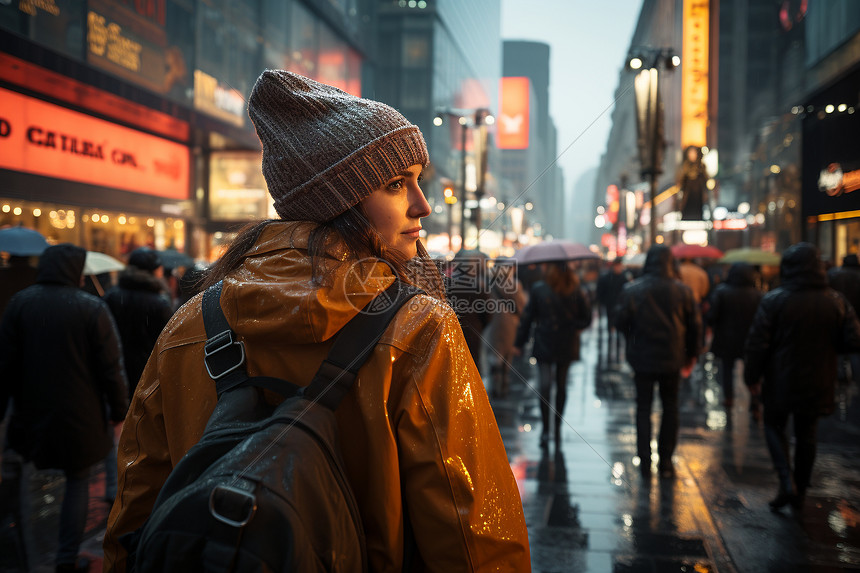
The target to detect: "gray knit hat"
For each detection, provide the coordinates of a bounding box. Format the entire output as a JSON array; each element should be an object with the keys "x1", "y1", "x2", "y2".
[{"x1": 248, "y1": 70, "x2": 430, "y2": 222}]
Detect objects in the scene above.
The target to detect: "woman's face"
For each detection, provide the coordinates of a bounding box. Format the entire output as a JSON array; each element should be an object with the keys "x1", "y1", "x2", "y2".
[{"x1": 361, "y1": 164, "x2": 431, "y2": 259}]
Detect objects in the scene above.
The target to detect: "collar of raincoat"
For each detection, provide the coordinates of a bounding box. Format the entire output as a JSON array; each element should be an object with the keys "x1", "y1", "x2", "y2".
[{"x1": 219, "y1": 220, "x2": 397, "y2": 345}]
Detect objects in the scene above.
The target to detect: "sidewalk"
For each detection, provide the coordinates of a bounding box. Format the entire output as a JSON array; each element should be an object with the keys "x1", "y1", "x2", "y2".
[{"x1": 496, "y1": 322, "x2": 860, "y2": 572}]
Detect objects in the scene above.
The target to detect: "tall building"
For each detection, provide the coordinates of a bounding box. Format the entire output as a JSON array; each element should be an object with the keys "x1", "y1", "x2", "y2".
[
  {"x1": 374, "y1": 0, "x2": 502, "y2": 253},
  {"x1": 499, "y1": 40, "x2": 565, "y2": 242},
  {"x1": 596, "y1": 0, "x2": 860, "y2": 260},
  {"x1": 593, "y1": 0, "x2": 684, "y2": 255}
]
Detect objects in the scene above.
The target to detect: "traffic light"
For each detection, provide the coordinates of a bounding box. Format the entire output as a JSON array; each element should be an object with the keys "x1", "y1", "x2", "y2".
[{"x1": 442, "y1": 179, "x2": 457, "y2": 204}]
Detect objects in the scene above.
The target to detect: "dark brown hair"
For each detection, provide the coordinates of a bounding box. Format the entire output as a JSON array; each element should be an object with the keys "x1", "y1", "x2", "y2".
[
  {"x1": 199, "y1": 205, "x2": 445, "y2": 298},
  {"x1": 544, "y1": 261, "x2": 579, "y2": 296}
]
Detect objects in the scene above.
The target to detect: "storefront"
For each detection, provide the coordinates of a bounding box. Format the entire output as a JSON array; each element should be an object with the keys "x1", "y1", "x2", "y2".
[
  {"x1": 801, "y1": 66, "x2": 860, "y2": 263},
  {"x1": 0, "y1": 85, "x2": 191, "y2": 261}
]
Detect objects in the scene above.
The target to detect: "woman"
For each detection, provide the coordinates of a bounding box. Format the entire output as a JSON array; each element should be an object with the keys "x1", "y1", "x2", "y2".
[
  {"x1": 514, "y1": 261, "x2": 592, "y2": 448},
  {"x1": 103, "y1": 70, "x2": 530, "y2": 572}
]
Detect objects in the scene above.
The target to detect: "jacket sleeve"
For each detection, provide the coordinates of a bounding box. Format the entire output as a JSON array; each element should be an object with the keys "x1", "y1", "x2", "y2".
[
  {"x1": 683, "y1": 287, "x2": 702, "y2": 360},
  {"x1": 513, "y1": 285, "x2": 536, "y2": 350},
  {"x1": 0, "y1": 302, "x2": 22, "y2": 423},
  {"x1": 613, "y1": 284, "x2": 632, "y2": 334},
  {"x1": 837, "y1": 293, "x2": 860, "y2": 354},
  {"x1": 397, "y1": 309, "x2": 531, "y2": 572},
  {"x1": 744, "y1": 294, "x2": 776, "y2": 387},
  {"x1": 103, "y1": 359, "x2": 173, "y2": 573},
  {"x1": 572, "y1": 288, "x2": 593, "y2": 330},
  {"x1": 92, "y1": 305, "x2": 130, "y2": 422},
  {"x1": 705, "y1": 288, "x2": 721, "y2": 326}
]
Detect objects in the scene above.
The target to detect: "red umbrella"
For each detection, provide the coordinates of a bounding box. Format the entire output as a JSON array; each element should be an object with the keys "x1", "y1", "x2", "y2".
[
  {"x1": 670, "y1": 243, "x2": 724, "y2": 259},
  {"x1": 513, "y1": 240, "x2": 600, "y2": 265}
]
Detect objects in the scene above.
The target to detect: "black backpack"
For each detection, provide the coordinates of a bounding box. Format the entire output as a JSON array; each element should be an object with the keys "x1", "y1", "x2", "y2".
[{"x1": 122, "y1": 279, "x2": 419, "y2": 572}]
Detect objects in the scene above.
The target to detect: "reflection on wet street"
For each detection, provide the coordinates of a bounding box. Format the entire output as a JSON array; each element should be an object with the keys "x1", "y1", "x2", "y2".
[{"x1": 495, "y1": 319, "x2": 860, "y2": 572}]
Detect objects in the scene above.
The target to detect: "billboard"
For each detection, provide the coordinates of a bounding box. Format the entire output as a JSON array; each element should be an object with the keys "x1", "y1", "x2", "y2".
[
  {"x1": 0, "y1": 87, "x2": 189, "y2": 200},
  {"x1": 681, "y1": 0, "x2": 709, "y2": 148},
  {"x1": 498, "y1": 77, "x2": 530, "y2": 150}
]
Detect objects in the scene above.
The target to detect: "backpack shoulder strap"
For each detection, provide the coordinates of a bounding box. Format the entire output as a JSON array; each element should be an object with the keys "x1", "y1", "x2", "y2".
[
  {"x1": 202, "y1": 280, "x2": 247, "y2": 393},
  {"x1": 202, "y1": 281, "x2": 300, "y2": 397},
  {"x1": 303, "y1": 280, "x2": 423, "y2": 410}
]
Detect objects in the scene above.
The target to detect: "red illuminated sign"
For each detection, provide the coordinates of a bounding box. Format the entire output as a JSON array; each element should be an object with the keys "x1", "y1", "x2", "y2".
[
  {"x1": 606, "y1": 184, "x2": 620, "y2": 224},
  {"x1": 0, "y1": 87, "x2": 189, "y2": 200},
  {"x1": 498, "y1": 77, "x2": 530, "y2": 149}
]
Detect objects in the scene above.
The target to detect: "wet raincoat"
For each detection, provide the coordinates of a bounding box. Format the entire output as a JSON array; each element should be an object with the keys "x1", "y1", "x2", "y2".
[{"x1": 104, "y1": 221, "x2": 531, "y2": 573}]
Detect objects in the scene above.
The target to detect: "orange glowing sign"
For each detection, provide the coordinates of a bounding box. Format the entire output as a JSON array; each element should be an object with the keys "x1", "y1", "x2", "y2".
[
  {"x1": 681, "y1": 0, "x2": 709, "y2": 148},
  {"x1": 498, "y1": 77, "x2": 530, "y2": 149},
  {"x1": 0, "y1": 87, "x2": 189, "y2": 200}
]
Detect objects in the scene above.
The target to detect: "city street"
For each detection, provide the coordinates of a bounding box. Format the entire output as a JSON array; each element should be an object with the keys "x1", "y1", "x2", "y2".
[{"x1": 2, "y1": 319, "x2": 859, "y2": 572}]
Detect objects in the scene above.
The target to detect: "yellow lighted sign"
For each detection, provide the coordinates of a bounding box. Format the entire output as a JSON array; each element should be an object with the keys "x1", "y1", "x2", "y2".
[{"x1": 681, "y1": 0, "x2": 709, "y2": 148}]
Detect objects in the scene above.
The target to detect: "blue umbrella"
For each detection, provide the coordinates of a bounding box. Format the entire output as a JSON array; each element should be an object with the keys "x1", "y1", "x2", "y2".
[{"x1": 0, "y1": 226, "x2": 50, "y2": 256}]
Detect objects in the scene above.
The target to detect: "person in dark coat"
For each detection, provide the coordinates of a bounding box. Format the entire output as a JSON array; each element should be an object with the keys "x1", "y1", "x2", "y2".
[
  {"x1": 745, "y1": 242, "x2": 860, "y2": 513},
  {"x1": 447, "y1": 249, "x2": 492, "y2": 376},
  {"x1": 596, "y1": 259, "x2": 630, "y2": 365},
  {"x1": 706, "y1": 263, "x2": 763, "y2": 407},
  {"x1": 103, "y1": 247, "x2": 174, "y2": 399},
  {"x1": 515, "y1": 261, "x2": 592, "y2": 448},
  {"x1": 827, "y1": 253, "x2": 860, "y2": 384},
  {"x1": 0, "y1": 243, "x2": 128, "y2": 572},
  {"x1": 614, "y1": 245, "x2": 701, "y2": 478},
  {"x1": 0, "y1": 255, "x2": 39, "y2": 319}
]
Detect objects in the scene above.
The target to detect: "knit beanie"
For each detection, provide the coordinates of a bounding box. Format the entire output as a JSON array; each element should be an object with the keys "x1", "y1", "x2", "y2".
[{"x1": 248, "y1": 70, "x2": 430, "y2": 222}]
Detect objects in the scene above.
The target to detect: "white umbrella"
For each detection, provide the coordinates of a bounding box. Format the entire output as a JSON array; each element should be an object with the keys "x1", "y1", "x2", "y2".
[{"x1": 84, "y1": 251, "x2": 126, "y2": 276}]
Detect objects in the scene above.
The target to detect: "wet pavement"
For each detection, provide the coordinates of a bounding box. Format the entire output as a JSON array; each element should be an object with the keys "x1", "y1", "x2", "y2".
[
  {"x1": 2, "y1": 319, "x2": 859, "y2": 571},
  {"x1": 495, "y1": 320, "x2": 860, "y2": 572}
]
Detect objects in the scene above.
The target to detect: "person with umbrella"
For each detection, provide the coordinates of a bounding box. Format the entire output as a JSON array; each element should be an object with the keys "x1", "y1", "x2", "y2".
[{"x1": 514, "y1": 260, "x2": 592, "y2": 449}]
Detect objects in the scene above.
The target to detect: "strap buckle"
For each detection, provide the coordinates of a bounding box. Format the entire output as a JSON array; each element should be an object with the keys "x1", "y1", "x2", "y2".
[
  {"x1": 204, "y1": 330, "x2": 246, "y2": 380},
  {"x1": 209, "y1": 484, "x2": 257, "y2": 528}
]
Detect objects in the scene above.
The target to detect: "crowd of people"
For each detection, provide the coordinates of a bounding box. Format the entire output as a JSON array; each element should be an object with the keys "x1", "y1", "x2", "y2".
[{"x1": 1, "y1": 69, "x2": 858, "y2": 571}]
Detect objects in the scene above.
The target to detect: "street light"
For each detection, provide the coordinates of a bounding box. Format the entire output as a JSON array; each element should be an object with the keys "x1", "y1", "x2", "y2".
[
  {"x1": 433, "y1": 107, "x2": 494, "y2": 250},
  {"x1": 628, "y1": 47, "x2": 679, "y2": 247}
]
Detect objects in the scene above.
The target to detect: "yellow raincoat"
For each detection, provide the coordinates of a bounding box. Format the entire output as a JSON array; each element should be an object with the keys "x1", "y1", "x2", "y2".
[{"x1": 104, "y1": 221, "x2": 531, "y2": 572}]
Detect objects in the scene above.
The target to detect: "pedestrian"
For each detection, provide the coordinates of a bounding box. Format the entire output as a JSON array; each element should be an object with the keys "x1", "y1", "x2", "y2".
[
  {"x1": 514, "y1": 261, "x2": 592, "y2": 448},
  {"x1": 745, "y1": 242, "x2": 860, "y2": 512},
  {"x1": 0, "y1": 255, "x2": 38, "y2": 319},
  {"x1": 705, "y1": 262, "x2": 762, "y2": 408},
  {"x1": 614, "y1": 245, "x2": 701, "y2": 478},
  {"x1": 103, "y1": 70, "x2": 530, "y2": 573},
  {"x1": 447, "y1": 248, "x2": 493, "y2": 377},
  {"x1": 827, "y1": 253, "x2": 860, "y2": 384},
  {"x1": 0, "y1": 243, "x2": 129, "y2": 572},
  {"x1": 596, "y1": 259, "x2": 630, "y2": 365},
  {"x1": 103, "y1": 246, "x2": 174, "y2": 399},
  {"x1": 485, "y1": 257, "x2": 526, "y2": 398}
]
